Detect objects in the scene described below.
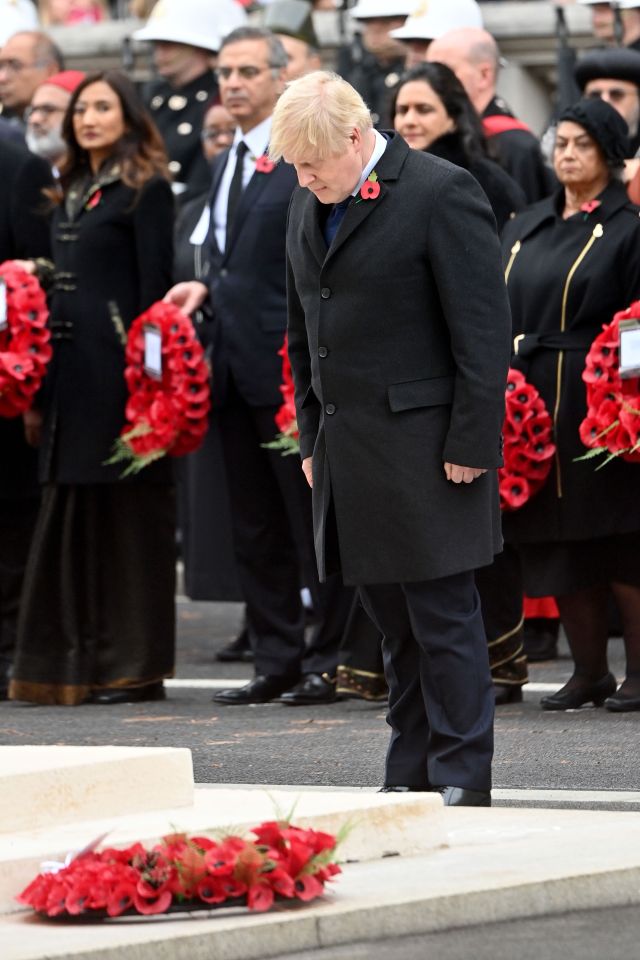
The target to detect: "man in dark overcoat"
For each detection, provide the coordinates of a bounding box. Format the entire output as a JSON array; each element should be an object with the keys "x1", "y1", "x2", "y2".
[{"x1": 270, "y1": 71, "x2": 512, "y2": 805}]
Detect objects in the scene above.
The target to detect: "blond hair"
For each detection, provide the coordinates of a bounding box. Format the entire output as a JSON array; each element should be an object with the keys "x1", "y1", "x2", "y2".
[{"x1": 269, "y1": 71, "x2": 372, "y2": 163}]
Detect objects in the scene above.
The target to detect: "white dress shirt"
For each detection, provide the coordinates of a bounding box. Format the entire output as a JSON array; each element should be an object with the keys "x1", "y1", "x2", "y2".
[{"x1": 211, "y1": 115, "x2": 273, "y2": 253}]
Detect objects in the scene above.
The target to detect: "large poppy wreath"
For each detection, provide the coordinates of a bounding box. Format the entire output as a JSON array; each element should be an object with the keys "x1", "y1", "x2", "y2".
[
  {"x1": 498, "y1": 368, "x2": 556, "y2": 511},
  {"x1": 0, "y1": 261, "x2": 50, "y2": 418},
  {"x1": 578, "y1": 301, "x2": 640, "y2": 467},
  {"x1": 108, "y1": 301, "x2": 210, "y2": 475},
  {"x1": 17, "y1": 821, "x2": 341, "y2": 920}
]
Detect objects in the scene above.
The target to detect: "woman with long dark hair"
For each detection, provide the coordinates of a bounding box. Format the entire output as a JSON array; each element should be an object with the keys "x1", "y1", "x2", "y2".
[
  {"x1": 10, "y1": 71, "x2": 176, "y2": 706},
  {"x1": 391, "y1": 62, "x2": 526, "y2": 230}
]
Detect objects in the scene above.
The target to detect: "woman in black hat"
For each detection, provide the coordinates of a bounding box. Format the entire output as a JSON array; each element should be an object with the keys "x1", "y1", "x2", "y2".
[{"x1": 502, "y1": 98, "x2": 640, "y2": 712}]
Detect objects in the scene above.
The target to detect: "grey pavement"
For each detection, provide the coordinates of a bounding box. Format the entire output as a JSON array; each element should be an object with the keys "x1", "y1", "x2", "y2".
[
  {"x1": 273, "y1": 905, "x2": 640, "y2": 960},
  {"x1": 1, "y1": 599, "x2": 638, "y2": 799}
]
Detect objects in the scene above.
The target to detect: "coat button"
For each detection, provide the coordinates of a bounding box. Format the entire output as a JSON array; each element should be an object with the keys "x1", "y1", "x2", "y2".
[
  {"x1": 318, "y1": 346, "x2": 328, "y2": 358},
  {"x1": 320, "y1": 287, "x2": 331, "y2": 299},
  {"x1": 220, "y1": 268, "x2": 228, "y2": 278},
  {"x1": 325, "y1": 403, "x2": 336, "y2": 415}
]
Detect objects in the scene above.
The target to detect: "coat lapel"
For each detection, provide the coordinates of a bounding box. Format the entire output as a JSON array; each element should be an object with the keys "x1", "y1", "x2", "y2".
[
  {"x1": 302, "y1": 191, "x2": 329, "y2": 267},
  {"x1": 324, "y1": 132, "x2": 409, "y2": 264},
  {"x1": 205, "y1": 150, "x2": 230, "y2": 259}
]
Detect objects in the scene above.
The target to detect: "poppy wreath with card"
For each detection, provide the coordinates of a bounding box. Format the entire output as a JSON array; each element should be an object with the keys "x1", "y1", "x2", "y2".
[
  {"x1": 0, "y1": 261, "x2": 51, "y2": 418},
  {"x1": 498, "y1": 368, "x2": 556, "y2": 511},
  {"x1": 107, "y1": 301, "x2": 210, "y2": 476},
  {"x1": 578, "y1": 301, "x2": 640, "y2": 467}
]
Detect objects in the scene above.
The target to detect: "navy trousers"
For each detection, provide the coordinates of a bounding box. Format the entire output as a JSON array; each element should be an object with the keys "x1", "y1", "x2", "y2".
[{"x1": 359, "y1": 571, "x2": 494, "y2": 791}]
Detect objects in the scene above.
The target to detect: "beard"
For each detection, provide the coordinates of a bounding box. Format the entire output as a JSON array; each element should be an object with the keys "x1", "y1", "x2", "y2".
[{"x1": 25, "y1": 127, "x2": 66, "y2": 164}]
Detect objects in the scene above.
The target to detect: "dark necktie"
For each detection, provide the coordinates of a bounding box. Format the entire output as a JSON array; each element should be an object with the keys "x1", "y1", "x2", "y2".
[
  {"x1": 226, "y1": 140, "x2": 249, "y2": 248},
  {"x1": 323, "y1": 196, "x2": 352, "y2": 247}
]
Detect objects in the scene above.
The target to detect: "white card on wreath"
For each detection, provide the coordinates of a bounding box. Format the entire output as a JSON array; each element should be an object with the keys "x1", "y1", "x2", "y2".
[
  {"x1": 143, "y1": 325, "x2": 162, "y2": 380},
  {"x1": 0, "y1": 280, "x2": 7, "y2": 333}
]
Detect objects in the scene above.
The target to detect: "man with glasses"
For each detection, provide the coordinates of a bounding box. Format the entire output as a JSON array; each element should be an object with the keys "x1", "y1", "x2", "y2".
[
  {"x1": 0, "y1": 31, "x2": 63, "y2": 126},
  {"x1": 25, "y1": 70, "x2": 85, "y2": 172},
  {"x1": 575, "y1": 47, "x2": 640, "y2": 154},
  {"x1": 165, "y1": 27, "x2": 350, "y2": 706}
]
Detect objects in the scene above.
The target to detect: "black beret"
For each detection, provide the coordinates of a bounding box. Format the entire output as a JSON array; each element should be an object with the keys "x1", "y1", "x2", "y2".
[
  {"x1": 575, "y1": 47, "x2": 640, "y2": 89},
  {"x1": 559, "y1": 98, "x2": 630, "y2": 166}
]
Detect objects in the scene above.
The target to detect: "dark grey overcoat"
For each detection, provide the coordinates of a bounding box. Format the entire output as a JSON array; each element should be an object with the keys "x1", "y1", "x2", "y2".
[{"x1": 285, "y1": 133, "x2": 512, "y2": 586}]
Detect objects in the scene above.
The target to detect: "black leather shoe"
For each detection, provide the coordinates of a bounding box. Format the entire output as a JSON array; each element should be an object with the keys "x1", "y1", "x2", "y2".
[
  {"x1": 604, "y1": 692, "x2": 640, "y2": 712},
  {"x1": 215, "y1": 628, "x2": 254, "y2": 663},
  {"x1": 279, "y1": 673, "x2": 336, "y2": 705},
  {"x1": 540, "y1": 672, "x2": 616, "y2": 711},
  {"x1": 212, "y1": 674, "x2": 297, "y2": 705},
  {"x1": 90, "y1": 682, "x2": 166, "y2": 705},
  {"x1": 437, "y1": 786, "x2": 491, "y2": 807},
  {"x1": 494, "y1": 683, "x2": 523, "y2": 706}
]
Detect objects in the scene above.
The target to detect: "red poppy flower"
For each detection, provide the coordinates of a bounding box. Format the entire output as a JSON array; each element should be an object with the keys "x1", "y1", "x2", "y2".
[
  {"x1": 133, "y1": 888, "x2": 173, "y2": 915},
  {"x1": 255, "y1": 154, "x2": 275, "y2": 174},
  {"x1": 360, "y1": 177, "x2": 380, "y2": 200},
  {"x1": 106, "y1": 882, "x2": 136, "y2": 917},
  {"x1": 196, "y1": 877, "x2": 227, "y2": 904},
  {"x1": 247, "y1": 881, "x2": 275, "y2": 912},
  {"x1": 499, "y1": 473, "x2": 530, "y2": 511},
  {"x1": 580, "y1": 199, "x2": 601, "y2": 214},
  {"x1": 293, "y1": 873, "x2": 324, "y2": 902},
  {"x1": 85, "y1": 189, "x2": 102, "y2": 210}
]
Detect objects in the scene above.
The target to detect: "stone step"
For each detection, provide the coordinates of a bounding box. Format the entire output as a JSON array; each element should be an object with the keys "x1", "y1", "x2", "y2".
[{"x1": 0, "y1": 746, "x2": 194, "y2": 834}]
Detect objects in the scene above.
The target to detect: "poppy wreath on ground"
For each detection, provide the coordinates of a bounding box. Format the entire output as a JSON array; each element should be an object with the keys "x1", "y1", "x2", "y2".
[
  {"x1": 0, "y1": 261, "x2": 50, "y2": 418},
  {"x1": 264, "y1": 334, "x2": 301, "y2": 456},
  {"x1": 578, "y1": 301, "x2": 640, "y2": 467},
  {"x1": 17, "y1": 821, "x2": 341, "y2": 920},
  {"x1": 499, "y1": 368, "x2": 556, "y2": 511},
  {"x1": 107, "y1": 301, "x2": 210, "y2": 476}
]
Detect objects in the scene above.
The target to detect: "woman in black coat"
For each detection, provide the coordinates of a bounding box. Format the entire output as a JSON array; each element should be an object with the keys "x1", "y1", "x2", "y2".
[
  {"x1": 9, "y1": 71, "x2": 176, "y2": 706},
  {"x1": 502, "y1": 98, "x2": 640, "y2": 712}
]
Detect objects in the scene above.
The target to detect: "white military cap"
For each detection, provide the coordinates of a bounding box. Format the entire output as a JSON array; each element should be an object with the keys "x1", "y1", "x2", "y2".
[
  {"x1": 390, "y1": 0, "x2": 483, "y2": 42},
  {"x1": 0, "y1": 0, "x2": 39, "y2": 46},
  {"x1": 133, "y1": 0, "x2": 248, "y2": 54}
]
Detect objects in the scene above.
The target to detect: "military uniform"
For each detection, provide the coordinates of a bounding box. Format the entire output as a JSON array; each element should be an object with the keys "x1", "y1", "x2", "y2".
[{"x1": 144, "y1": 70, "x2": 218, "y2": 203}]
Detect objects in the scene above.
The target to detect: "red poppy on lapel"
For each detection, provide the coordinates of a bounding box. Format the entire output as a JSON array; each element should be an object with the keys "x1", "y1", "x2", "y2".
[
  {"x1": 360, "y1": 171, "x2": 380, "y2": 200},
  {"x1": 85, "y1": 189, "x2": 102, "y2": 210},
  {"x1": 580, "y1": 199, "x2": 601, "y2": 215},
  {"x1": 255, "y1": 154, "x2": 275, "y2": 174}
]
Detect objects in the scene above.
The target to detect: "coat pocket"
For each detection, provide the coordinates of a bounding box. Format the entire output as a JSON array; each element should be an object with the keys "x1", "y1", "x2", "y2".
[{"x1": 387, "y1": 375, "x2": 455, "y2": 413}]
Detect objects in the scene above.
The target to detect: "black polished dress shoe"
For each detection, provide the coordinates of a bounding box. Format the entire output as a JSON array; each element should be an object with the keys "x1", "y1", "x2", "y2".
[
  {"x1": 540, "y1": 672, "x2": 617, "y2": 711},
  {"x1": 437, "y1": 786, "x2": 491, "y2": 807},
  {"x1": 279, "y1": 673, "x2": 336, "y2": 705},
  {"x1": 212, "y1": 674, "x2": 297, "y2": 705},
  {"x1": 90, "y1": 682, "x2": 166, "y2": 705},
  {"x1": 494, "y1": 683, "x2": 523, "y2": 706},
  {"x1": 215, "y1": 628, "x2": 254, "y2": 663}
]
